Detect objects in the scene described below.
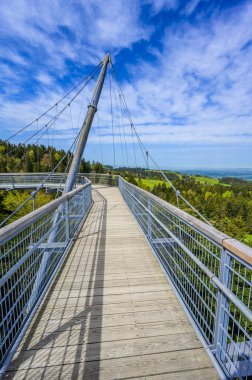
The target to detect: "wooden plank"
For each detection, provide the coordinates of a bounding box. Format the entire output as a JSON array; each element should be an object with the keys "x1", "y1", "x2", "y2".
[
  {"x1": 4, "y1": 186, "x2": 217, "y2": 379},
  {"x1": 10, "y1": 333, "x2": 203, "y2": 370},
  {"x1": 31, "y1": 299, "x2": 183, "y2": 325},
  {"x1": 22, "y1": 308, "x2": 188, "y2": 337},
  {"x1": 18, "y1": 320, "x2": 194, "y2": 351},
  {"x1": 46, "y1": 283, "x2": 170, "y2": 300},
  {"x1": 6, "y1": 350, "x2": 218, "y2": 379},
  {"x1": 43, "y1": 290, "x2": 175, "y2": 309},
  {"x1": 55, "y1": 273, "x2": 165, "y2": 285}
]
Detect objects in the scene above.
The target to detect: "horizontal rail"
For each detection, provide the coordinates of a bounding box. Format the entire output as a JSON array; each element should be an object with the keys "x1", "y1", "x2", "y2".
[
  {"x1": 0, "y1": 182, "x2": 91, "y2": 244},
  {"x1": 0, "y1": 173, "x2": 250, "y2": 265},
  {"x1": 120, "y1": 177, "x2": 252, "y2": 266},
  {"x1": 0, "y1": 178, "x2": 93, "y2": 370},
  {"x1": 119, "y1": 177, "x2": 252, "y2": 379},
  {"x1": 123, "y1": 183, "x2": 252, "y2": 322},
  {"x1": 0, "y1": 173, "x2": 86, "y2": 190},
  {"x1": 0, "y1": 172, "x2": 251, "y2": 379},
  {"x1": 0, "y1": 173, "x2": 119, "y2": 189}
]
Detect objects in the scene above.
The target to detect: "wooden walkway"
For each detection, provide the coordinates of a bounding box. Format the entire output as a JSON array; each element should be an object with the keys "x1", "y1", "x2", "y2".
[{"x1": 5, "y1": 186, "x2": 218, "y2": 379}]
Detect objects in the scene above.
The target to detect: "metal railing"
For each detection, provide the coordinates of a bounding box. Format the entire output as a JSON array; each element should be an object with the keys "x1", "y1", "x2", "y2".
[
  {"x1": 0, "y1": 173, "x2": 251, "y2": 378},
  {"x1": 0, "y1": 180, "x2": 92, "y2": 370},
  {"x1": 82, "y1": 173, "x2": 118, "y2": 186},
  {"x1": 118, "y1": 177, "x2": 252, "y2": 379},
  {"x1": 0, "y1": 173, "x2": 117, "y2": 189}
]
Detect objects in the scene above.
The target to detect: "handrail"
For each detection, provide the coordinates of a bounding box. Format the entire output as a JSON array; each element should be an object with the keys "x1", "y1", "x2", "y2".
[
  {"x1": 119, "y1": 177, "x2": 252, "y2": 266},
  {"x1": 118, "y1": 176, "x2": 252, "y2": 379},
  {"x1": 1, "y1": 172, "x2": 250, "y2": 265},
  {"x1": 0, "y1": 178, "x2": 93, "y2": 370},
  {"x1": 0, "y1": 181, "x2": 91, "y2": 244},
  {"x1": 0, "y1": 173, "x2": 118, "y2": 190},
  {"x1": 0, "y1": 173, "x2": 251, "y2": 379},
  {"x1": 122, "y1": 181, "x2": 252, "y2": 322}
]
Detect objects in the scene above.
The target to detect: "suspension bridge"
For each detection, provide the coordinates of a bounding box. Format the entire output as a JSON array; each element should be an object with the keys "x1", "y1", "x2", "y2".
[{"x1": 0, "y1": 54, "x2": 251, "y2": 379}]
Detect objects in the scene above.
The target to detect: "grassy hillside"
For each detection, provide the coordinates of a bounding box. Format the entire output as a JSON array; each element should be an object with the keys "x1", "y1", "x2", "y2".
[
  {"x1": 114, "y1": 169, "x2": 252, "y2": 248},
  {"x1": 136, "y1": 178, "x2": 170, "y2": 190}
]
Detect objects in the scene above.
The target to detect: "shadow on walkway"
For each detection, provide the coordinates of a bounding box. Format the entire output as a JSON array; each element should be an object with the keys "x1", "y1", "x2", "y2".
[{"x1": 5, "y1": 189, "x2": 108, "y2": 379}]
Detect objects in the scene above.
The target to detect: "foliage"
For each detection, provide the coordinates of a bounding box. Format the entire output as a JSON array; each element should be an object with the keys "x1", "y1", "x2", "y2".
[
  {"x1": 115, "y1": 167, "x2": 252, "y2": 248},
  {"x1": 0, "y1": 139, "x2": 104, "y2": 174},
  {"x1": 0, "y1": 141, "x2": 105, "y2": 225},
  {"x1": 0, "y1": 190, "x2": 54, "y2": 224},
  {"x1": 136, "y1": 178, "x2": 170, "y2": 191}
]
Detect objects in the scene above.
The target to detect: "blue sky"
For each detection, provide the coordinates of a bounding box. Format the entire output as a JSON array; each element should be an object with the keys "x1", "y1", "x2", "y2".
[{"x1": 0, "y1": 0, "x2": 252, "y2": 169}]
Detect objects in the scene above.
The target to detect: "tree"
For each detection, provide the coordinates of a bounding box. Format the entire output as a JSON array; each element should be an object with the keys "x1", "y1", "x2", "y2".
[{"x1": 1, "y1": 190, "x2": 53, "y2": 223}]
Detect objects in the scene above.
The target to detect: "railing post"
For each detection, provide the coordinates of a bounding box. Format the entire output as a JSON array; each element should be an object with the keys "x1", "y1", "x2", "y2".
[
  {"x1": 147, "y1": 199, "x2": 152, "y2": 241},
  {"x1": 132, "y1": 188, "x2": 136, "y2": 216},
  {"x1": 213, "y1": 248, "x2": 231, "y2": 362},
  {"x1": 65, "y1": 200, "x2": 70, "y2": 242},
  {"x1": 82, "y1": 188, "x2": 86, "y2": 214}
]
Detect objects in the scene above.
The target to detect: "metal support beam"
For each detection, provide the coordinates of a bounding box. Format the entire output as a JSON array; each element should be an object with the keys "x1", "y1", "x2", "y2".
[{"x1": 64, "y1": 54, "x2": 110, "y2": 193}]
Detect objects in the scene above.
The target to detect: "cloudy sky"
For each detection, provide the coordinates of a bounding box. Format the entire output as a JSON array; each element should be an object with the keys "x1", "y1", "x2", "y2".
[{"x1": 0, "y1": 0, "x2": 251, "y2": 169}]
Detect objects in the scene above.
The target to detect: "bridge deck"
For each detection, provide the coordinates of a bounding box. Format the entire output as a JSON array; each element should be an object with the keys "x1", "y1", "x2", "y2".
[{"x1": 5, "y1": 186, "x2": 218, "y2": 379}]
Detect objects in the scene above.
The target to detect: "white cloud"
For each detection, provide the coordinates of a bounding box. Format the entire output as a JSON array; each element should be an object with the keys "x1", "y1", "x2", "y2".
[
  {"x1": 0, "y1": 0, "x2": 252, "y2": 168},
  {"x1": 0, "y1": 0, "x2": 151, "y2": 147},
  {"x1": 146, "y1": 0, "x2": 179, "y2": 13},
  {"x1": 0, "y1": 0, "x2": 149, "y2": 70},
  {"x1": 116, "y1": 2, "x2": 252, "y2": 147},
  {"x1": 184, "y1": 0, "x2": 203, "y2": 15}
]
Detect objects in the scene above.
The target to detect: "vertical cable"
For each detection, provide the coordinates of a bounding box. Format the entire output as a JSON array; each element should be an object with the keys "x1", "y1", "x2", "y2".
[
  {"x1": 131, "y1": 124, "x2": 138, "y2": 169},
  {"x1": 96, "y1": 110, "x2": 104, "y2": 165},
  {"x1": 36, "y1": 119, "x2": 39, "y2": 172},
  {"x1": 69, "y1": 103, "x2": 76, "y2": 139},
  {"x1": 49, "y1": 103, "x2": 57, "y2": 171},
  {"x1": 109, "y1": 69, "x2": 116, "y2": 168},
  {"x1": 119, "y1": 94, "x2": 129, "y2": 166},
  {"x1": 111, "y1": 66, "x2": 125, "y2": 167}
]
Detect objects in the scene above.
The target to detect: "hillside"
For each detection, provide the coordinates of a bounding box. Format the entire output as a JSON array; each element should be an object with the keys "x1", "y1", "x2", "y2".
[{"x1": 113, "y1": 168, "x2": 252, "y2": 248}]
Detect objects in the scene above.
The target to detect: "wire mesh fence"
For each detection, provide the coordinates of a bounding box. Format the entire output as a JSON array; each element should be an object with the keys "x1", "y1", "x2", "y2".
[
  {"x1": 119, "y1": 177, "x2": 252, "y2": 380},
  {"x1": 0, "y1": 173, "x2": 251, "y2": 379},
  {"x1": 0, "y1": 173, "x2": 116, "y2": 189},
  {"x1": 0, "y1": 181, "x2": 92, "y2": 368}
]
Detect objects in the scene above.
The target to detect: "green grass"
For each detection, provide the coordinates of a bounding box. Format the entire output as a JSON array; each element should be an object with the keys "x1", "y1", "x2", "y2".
[
  {"x1": 192, "y1": 176, "x2": 219, "y2": 185},
  {"x1": 135, "y1": 174, "x2": 230, "y2": 189},
  {"x1": 192, "y1": 176, "x2": 230, "y2": 186},
  {"x1": 136, "y1": 178, "x2": 170, "y2": 190}
]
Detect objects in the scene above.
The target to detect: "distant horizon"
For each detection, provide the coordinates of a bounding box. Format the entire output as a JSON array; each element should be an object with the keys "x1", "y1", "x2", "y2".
[
  {"x1": 167, "y1": 167, "x2": 252, "y2": 171},
  {"x1": 106, "y1": 165, "x2": 252, "y2": 180},
  {"x1": 107, "y1": 165, "x2": 252, "y2": 171}
]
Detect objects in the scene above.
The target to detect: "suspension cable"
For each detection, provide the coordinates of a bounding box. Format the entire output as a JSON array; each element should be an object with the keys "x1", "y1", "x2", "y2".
[
  {"x1": 3, "y1": 70, "x2": 98, "y2": 159},
  {"x1": 109, "y1": 68, "x2": 116, "y2": 168},
  {"x1": 5, "y1": 62, "x2": 102, "y2": 143},
  {"x1": 96, "y1": 110, "x2": 104, "y2": 165},
  {"x1": 131, "y1": 124, "x2": 138, "y2": 169},
  {"x1": 109, "y1": 58, "x2": 212, "y2": 226},
  {"x1": 0, "y1": 129, "x2": 82, "y2": 228},
  {"x1": 8, "y1": 111, "x2": 63, "y2": 175},
  {"x1": 68, "y1": 103, "x2": 76, "y2": 140},
  {"x1": 119, "y1": 94, "x2": 129, "y2": 167},
  {"x1": 49, "y1": 103, "x2": 58, "y2": 170},
  {"x1": 111, "y1": 69, "x2": 125, "y2": 167}
]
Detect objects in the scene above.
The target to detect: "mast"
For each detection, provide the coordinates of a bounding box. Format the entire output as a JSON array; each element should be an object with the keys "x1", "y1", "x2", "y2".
[{"x1": 64, "y1": 53, "x2": 110, "y2": 192}]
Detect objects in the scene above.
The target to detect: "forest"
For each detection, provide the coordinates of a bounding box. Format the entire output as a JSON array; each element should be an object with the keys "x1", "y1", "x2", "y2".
[
  {"x1": 0, "y1": 140, "x2": 251, "y2": 248},
  {"x1": 0, "y1": 140, "x2": 104, "y2": 224},
  {"x1": 113, "y1": 168, "x2": 252, "y2": 248}
]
